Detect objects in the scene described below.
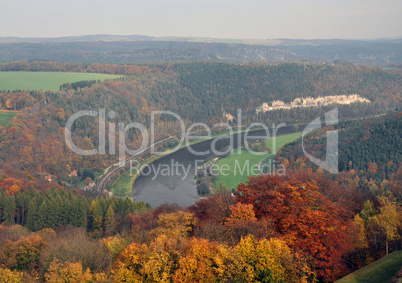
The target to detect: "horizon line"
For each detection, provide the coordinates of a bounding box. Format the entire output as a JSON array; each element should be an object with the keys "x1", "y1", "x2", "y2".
[{"x1": 1, "y1": 33, "x2": 401, "y2": 42}]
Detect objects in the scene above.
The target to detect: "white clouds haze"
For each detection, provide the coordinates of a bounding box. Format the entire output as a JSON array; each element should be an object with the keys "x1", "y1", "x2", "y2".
[{"x1": 0, "y1": 0, "x2": 401, "y2": 39}]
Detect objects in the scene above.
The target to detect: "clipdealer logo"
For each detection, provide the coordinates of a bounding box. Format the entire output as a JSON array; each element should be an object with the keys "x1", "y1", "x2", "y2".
[{"x1": 64, "y1": 108, "x2": 339, "y2": 175}]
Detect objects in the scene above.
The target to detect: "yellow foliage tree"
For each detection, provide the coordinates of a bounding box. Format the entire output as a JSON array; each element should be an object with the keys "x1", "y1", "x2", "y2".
[
  {"x1": 112, "y1": 242, "x2": 149, "y2": 282},
  {"x1": 352, "y1": 214, "x2": 368, "y2": 249},
  {"x1": 233, "y1": 235, "x2": 311, "y2": 283},
  {"x1": 371, "y1": 196, "x2": 401, "y2": 255},
  {"x1": 282, "y1": 158, "x2": 290, "y2": 168},
  {"x1": 226, "y1": 203, "x2": 257, "y2": 226},
  {"x1": 45, "y1": 259, "x2": 107, "y2": 283},
  {"x1": 173, "y1": 238, "x2": 225, "y2": 282},
  {"x1": 113, "y1": 234, "x2": 182, "y2": 282},
  {"x1": 142, "y1": 235, "x2": 181, "y2": 283},
  {"x1": 0, "y1": 268, "x2": 22, "y2": 283},
  {"x1": 225, "y1": 203, "x2": 258, "y2": 244},
  {"x1": 5, "y1": 99, "x2": 13, "y2": 110},
  {"x1": 153, "y1": 211, "x2": 198, "y2": 239}
]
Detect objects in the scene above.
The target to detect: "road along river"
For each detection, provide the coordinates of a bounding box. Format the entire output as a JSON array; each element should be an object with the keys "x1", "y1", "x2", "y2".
[{"x1": 131, "y1": 124, "x2": 306, "y2": 207}]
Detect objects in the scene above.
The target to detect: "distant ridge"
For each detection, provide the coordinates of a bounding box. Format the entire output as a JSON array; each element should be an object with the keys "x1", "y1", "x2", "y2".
[
  {"x1": 0, "y1": 34, "x2": 154, "y2": 44},
  {"x1": 0, "y1": 34, "x2": 401, "y2": 45},
  {"x1": 0, "y1": 35, "x2": 401, "y2": 66}
]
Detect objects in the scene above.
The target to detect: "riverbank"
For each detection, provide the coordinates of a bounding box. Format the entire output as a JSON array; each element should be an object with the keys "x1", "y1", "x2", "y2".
[
  {"x1": 130, "y1": 124, "x2": 307, "y2": 207},
  {"x1": 112, "y1": 113, "x2": 381, "y2": 203},
  {"x1": 110, "y1": 127, "x2": 250, "y2": 196},
  {"x1": 213, "y1": 132, "x2": 302, "y2": 190}
]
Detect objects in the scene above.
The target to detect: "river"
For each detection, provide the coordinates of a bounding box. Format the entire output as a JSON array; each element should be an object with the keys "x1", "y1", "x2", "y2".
[{"x1": 131, "y1": 124, "x2": 305, "y2": 207}]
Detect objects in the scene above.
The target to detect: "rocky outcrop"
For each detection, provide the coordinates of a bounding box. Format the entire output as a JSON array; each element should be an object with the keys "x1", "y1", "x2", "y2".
[{"x1": 256, "y1": 94, "x2": 370, "y2": 113}]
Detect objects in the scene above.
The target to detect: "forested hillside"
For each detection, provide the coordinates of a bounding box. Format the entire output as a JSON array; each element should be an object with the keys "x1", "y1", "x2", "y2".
[
  {"x1": 0, "y1": 38, "x2": 401, "y2": 66},
  {"x1": 0, "y1": 62, "x2": 401, "y2": 181},
  {"x1": 276, "y1": 113, "x2": 402, "y2": 200}
]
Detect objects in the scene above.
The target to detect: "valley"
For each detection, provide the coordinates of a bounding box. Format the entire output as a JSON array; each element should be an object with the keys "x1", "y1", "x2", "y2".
[
  {"x1": 0, "y1": 59, "x2": 400, "y2": 282},
  {"x1": 1, "y1": 0, "x2": 401, "y2": 280}
]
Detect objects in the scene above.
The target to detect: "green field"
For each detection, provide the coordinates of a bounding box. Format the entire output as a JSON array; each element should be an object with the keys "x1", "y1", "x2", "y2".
[
  {"x1": 112, "y1": 132, "x2": 302, "y2": 195},
  {"x1": 0, "y1": 111, "x2": 17, "y2": 127},
  {"x1": 110, "y1": 170, "x2": 136, "y2": 196},
  {"x1": 214, "y1": 132, "x2": 302, "y2": 190},
  {"x1": 336, "y1": 251, "x2": 402, "y2": 283},
  {"x1": 0, "y1": 71, "x2": 121, "y2": 91}
]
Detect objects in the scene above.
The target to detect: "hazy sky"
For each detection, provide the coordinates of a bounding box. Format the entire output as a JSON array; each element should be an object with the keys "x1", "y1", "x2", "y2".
[{"x1": 0, "y1": 0, "x2": 401, "y2": 39}]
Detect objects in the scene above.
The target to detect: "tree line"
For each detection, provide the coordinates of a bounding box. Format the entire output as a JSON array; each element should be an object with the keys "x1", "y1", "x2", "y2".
[{"x1": 0, "y1": 179, "x2": 150, "y2": 236}]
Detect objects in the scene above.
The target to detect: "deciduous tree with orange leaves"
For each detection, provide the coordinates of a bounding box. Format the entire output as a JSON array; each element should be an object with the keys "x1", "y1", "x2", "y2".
[{"x1": 235, "y1": 171, "x2": 355, "y2": 281}]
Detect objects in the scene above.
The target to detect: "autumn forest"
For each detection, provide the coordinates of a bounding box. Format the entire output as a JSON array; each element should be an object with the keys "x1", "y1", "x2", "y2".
[{"x1": 0, "y1": 56, "x2": 401, "y2": 283}]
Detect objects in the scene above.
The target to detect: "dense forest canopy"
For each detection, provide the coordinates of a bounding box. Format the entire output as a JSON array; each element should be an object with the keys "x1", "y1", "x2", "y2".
[{"x1": 276, "y1": 113, "x2": 402, "y2": 200}]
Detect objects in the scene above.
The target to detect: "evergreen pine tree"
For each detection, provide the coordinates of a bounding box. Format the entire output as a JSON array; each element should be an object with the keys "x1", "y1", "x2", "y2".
[
  {"x1": 104, "y1": 205, "x2": 116, "y2": 236},
  {"x1": 60, "y1": 199, "x2": 71, "y2": 226},
  {"x1": 70, "y1": 198, "x2": 85, "y2": 227},
  {"x1": 26, "y1": 200, "x2": 37, "y2": 231},
  {"x1": 0, "y1": 190, "x2": 5, "y2": 222},
  {"x1": 3, "y1": 195, "x2": 16, "y2": 225},
  {"x1": 34, "y1": 200, "x2": 47, "y2": 231},
  {"x1": 15, "y1": 192, "x2": 29, "y2": 226},
  {"x1": 88, "y1": 199, "x2": 103, "y2": 237}
]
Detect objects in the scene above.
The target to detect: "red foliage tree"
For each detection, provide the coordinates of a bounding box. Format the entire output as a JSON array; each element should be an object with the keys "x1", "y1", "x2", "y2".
[{"x1": 235, "y1": 171, "x2": 355, "y2": 281}]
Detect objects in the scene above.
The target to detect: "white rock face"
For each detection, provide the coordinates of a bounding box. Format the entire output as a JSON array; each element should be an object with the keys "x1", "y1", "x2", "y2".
[{"x1": 256, "y1": 94, "x2": 370, "y2": 113}]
